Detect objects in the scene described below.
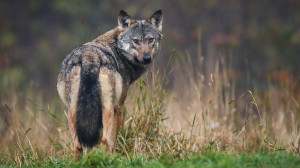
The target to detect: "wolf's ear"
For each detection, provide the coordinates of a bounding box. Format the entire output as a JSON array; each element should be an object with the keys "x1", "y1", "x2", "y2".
[
  {"x1": 149, "y1": 10, "x2": 163, "y2": 31},
  {"x1": 118, "y1": 10, "x2": 132, "y2": 29}
]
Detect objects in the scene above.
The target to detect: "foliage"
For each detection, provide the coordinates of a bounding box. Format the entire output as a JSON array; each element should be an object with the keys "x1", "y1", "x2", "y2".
[{"x1": 0, "y1": 0, "x2": 299, "y2": 89}]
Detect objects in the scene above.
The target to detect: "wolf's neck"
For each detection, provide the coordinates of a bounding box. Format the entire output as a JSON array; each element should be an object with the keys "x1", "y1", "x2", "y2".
[
  {"x1": 94, "y1": 28, "x2": 147, "y2": 84},
  {"x1": 93, "y1": 27, "x2": 120, "y2": 46},
  {"x1": 114, "y1": 46, "x2": 147, "y2": 84}
]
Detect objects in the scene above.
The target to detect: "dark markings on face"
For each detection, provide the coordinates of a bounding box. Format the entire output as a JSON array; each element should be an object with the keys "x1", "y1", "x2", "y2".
[{"x1": 117, "y1": 20, "x2": 162, "y2": 66}]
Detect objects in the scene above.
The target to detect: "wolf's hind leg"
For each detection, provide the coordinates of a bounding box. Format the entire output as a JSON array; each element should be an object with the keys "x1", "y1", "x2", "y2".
[
  {"x1": 101, "y1": 107, "x2": 114, "y2": 152},
  {"x1": 67, "y1": 66, "x2": 83, "y2": 159},
  {"x1": 99, "y1": 67, "x2": 115, "y2": 152},
  {"x1": 68, "y1": 109, "x2": 82, "y2": 159}
]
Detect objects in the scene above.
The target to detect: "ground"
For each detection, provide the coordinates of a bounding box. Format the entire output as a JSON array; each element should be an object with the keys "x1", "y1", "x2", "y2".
[{"x1": 2, "y1": 150, "x2": 299, "y2": 168}]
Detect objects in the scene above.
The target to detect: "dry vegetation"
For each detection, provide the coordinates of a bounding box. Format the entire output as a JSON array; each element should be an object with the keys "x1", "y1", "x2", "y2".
[{"x1": 0, "y1": 49, "x2": 299, "y2": 166}]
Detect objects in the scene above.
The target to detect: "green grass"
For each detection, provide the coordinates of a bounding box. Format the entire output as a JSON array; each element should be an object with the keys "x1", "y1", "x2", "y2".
[{"x1": 1, "y1": 150, "x2": 299, "y2": 168}]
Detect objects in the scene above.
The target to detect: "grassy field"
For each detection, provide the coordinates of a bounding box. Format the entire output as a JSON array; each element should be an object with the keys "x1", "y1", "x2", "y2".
[
  {"x1": 1, "y1": 150, "x2": 300, "y2": 168},
  {"x1": 0, "y1": 53, "x2": 299, "y2": 167}
]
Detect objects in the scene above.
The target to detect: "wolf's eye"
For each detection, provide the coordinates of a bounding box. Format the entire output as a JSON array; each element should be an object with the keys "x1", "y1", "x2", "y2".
[
  {"x1": 132, "y1": 39, "x2": 139, "y2": 44},
  {"x1": 148, "y1": 38, "x2": 154, "y2": 43}
]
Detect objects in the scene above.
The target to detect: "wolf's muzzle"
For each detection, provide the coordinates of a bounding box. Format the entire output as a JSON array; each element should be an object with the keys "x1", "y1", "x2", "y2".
[{"x1": 143, "y1": 54, "x2": 152, "y2": 64}]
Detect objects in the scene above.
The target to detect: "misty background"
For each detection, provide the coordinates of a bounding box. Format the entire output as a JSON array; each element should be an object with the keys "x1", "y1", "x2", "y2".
[{"x1": 0, "y1": 0, "x2": 299, "y2": 99}]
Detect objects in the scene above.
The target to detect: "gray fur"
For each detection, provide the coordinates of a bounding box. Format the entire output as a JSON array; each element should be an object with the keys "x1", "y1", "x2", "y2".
[{"x1": 57, "y1": 10, "x2": 163, "y2": 156}]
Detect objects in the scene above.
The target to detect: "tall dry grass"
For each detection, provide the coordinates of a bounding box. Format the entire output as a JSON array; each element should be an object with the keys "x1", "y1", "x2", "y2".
[
  {"x1": 164, "y1": 52, "x2": 300, "y2": 154},
  {"x1": 0, "y1": 45, "x2": 299, "y2": 166}
]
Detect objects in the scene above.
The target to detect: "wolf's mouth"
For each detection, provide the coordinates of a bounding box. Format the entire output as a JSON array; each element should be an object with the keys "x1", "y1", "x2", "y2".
[{"x1": 134, "y1": 56, "x2": 152, "y2": 65}]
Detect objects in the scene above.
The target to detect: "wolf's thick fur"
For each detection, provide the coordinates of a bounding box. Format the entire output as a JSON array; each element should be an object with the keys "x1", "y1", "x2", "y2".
[{"x1": 57, "y1": 10, "x2": 163, "y2": 157}]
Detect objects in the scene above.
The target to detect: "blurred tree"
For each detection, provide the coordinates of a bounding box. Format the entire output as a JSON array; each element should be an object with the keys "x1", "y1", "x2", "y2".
[{"x1": 0, "y1": 0, "x2": 299, "y2": 92}]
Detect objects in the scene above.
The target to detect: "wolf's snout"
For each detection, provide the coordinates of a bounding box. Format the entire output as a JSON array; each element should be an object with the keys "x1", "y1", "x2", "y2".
[{"x1": 143, "y1": 54, "x2": 152, "y2": 64}]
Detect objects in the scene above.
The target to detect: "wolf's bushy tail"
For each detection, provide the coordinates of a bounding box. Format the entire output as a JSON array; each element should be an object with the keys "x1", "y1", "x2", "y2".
[{"x1": 76, "y1": 61, "x2": 102, "y2": 148}]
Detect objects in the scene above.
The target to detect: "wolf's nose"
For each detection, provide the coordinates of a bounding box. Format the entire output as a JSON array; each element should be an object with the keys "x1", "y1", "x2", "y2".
[{"x1": 143, "y1": 54, "x2": 151, "y2": 64}]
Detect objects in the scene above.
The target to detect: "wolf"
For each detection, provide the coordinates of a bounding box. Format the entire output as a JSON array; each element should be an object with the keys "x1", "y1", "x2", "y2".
[{"x1": 57, "y1": 10, "x2": 163, "y2": 158}]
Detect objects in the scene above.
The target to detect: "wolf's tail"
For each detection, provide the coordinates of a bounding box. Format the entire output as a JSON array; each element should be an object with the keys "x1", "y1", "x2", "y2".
[{"x1": 76, "y1": 59, "x2": 102, "y2": 148}]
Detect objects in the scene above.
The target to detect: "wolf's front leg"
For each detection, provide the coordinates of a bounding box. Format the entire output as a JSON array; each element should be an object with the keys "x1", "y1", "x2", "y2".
[{"x1": 111, "y1": 105, "x2": 123, "y2": 152}]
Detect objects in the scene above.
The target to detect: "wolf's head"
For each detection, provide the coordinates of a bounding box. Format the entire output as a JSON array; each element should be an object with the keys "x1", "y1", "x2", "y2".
[{"x1": 116, "y1": 10, "x2": 163, "y2": 67}]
